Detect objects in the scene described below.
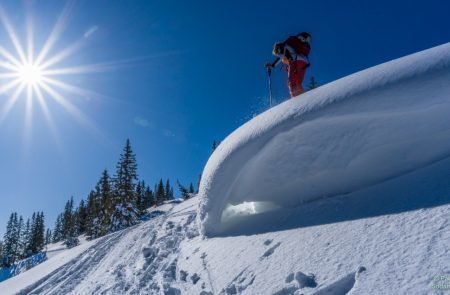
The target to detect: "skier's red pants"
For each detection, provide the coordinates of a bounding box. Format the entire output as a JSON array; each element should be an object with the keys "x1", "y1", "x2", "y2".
[{"x1": 287, "y1": 60, "x2": 308, "y2": 98}]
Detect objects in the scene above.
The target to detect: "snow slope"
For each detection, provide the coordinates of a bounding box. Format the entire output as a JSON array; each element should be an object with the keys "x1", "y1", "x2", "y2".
[
  {"x1": 3, "y1": 185, "x2": 450, "y2": 294},
  {"x1": 198, "y1": 42, "x2": 450, "y2": 236},
  {"x1": 0, "y1": 238, "x2": 98, "y2": 293},
  {"x1": 0, "y1": 201, "x2": 199, "y2": 295}
]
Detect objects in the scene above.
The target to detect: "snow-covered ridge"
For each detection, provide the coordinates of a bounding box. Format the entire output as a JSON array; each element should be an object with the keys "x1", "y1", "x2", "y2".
[{"x1": 198, "y1": 42, "x2": 450, "y2": 236}]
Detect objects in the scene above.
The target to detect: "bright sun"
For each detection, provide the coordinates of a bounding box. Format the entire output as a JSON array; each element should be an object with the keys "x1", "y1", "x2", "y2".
[
  {"x1": 17, "y1": 63, "x2": 44, "y2": 86},
  {"x1": 0, "y1": 3, "x2": 108, "y2": 140}
]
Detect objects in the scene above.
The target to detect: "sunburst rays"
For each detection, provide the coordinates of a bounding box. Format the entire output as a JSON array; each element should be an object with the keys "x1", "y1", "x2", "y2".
[{"x1": 0, "y1": 1, "x2": 107, "y2": 145}]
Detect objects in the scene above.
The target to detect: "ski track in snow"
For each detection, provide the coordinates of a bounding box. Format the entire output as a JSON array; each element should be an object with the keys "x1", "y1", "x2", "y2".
[
  {"x1": 7, "y1": 188, "x2": 450, "y2": 294},
  {"x1": 13, "y1": 201, "x2": 201, "y2": 295},
  {"x1": 220, "y1": 267, "x2": 256, "y2": 295},
  {"x1": 20, "y1": 229, "x2": 131, "y2": 294}
]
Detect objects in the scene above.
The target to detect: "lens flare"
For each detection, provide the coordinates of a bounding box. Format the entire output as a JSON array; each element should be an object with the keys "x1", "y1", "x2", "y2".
[
  {"x1": 0, "y1": 2, "x2": 108, "y2": 144},
  {"x1": 17, "y1": 63, "x2": 43, "y2": 85}
]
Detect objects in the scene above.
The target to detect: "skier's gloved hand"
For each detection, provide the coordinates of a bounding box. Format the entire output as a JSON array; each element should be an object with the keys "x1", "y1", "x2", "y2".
[{"x1": 264, "y1": 63, "x2": 273, "y2": 69}]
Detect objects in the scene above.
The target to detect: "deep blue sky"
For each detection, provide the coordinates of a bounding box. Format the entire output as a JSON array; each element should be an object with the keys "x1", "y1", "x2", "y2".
[{"x1": 0, "y1": 0, "x2": 448, "y2": 235}]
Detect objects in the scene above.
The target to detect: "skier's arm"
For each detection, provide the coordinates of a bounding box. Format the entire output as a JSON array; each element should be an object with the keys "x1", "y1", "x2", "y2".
[
  {"x1": 265, "y1": 57, "x2": 281, "y2": 69},
  {"x1": 271, "y1": 57, "x2": 281, "y2": 67}
]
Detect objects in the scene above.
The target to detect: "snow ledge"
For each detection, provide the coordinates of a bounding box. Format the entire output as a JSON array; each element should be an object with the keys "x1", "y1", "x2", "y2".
[{"x1": 198, "y1": 42, "x2": 450, "y2": 236}]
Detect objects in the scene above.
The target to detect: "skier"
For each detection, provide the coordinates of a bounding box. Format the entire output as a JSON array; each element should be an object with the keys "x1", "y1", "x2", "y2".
[{"x1": 265, "y1": 32, "x2": 311, "y2": 98}]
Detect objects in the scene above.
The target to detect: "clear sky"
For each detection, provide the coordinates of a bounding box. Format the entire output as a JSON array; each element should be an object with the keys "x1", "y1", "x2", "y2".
[{"x1": 0, "y1": 0, "x2": 448, "y2": 235}]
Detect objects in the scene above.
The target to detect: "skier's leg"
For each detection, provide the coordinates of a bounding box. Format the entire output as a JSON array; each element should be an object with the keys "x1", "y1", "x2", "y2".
[
  {"x1": 288, "y1": 60, "x2": 308, "y2": 98},
  {"x1": 288, "y1": 77, "x2": 303, "y2": 98}
]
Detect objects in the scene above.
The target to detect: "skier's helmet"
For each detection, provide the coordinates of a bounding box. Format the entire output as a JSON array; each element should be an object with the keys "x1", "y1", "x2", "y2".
[{"x1": 297, "y1": 32, "x2": 311, "y2": 44}]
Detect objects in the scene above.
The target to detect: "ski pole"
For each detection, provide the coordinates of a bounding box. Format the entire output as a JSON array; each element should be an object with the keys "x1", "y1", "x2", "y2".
[{"x1": 266, "y1": 66, "x2": 273, "y2": 107}]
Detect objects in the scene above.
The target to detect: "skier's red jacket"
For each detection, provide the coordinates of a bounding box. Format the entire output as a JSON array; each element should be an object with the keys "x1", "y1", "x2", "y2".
[
  {"x1": 273, "y1": 36, "x2": 311, "y2": 97},
  {"x1": 284, "y1": 36, "x2": 311, "y2": 59}
]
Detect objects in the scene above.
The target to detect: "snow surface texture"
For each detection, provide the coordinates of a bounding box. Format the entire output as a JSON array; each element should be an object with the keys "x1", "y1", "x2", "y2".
[
  {"x1": 0, "y1": 238, "x2": 98, "y2": 293},
  {"x1": 0, "y1": 201, "x2": 200, "y2": 295},
  {"x1": 198, "y1": 42, "x2": 450, "y2": 236},
  {"x1": 4, "y1": 180, "x2": 450, "y2": 294}
]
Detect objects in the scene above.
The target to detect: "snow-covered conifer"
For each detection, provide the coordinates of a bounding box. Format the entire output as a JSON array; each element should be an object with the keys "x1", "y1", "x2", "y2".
[
  {"x1": 156, "y1": 179, "x2": 165, "y2": 205},
  {"x1": 111, "y1": 139, "x2": 139, "y2": 230}
]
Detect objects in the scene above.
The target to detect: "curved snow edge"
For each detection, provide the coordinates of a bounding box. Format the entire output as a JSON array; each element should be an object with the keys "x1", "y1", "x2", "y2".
[{"x1": 198, "y1": 43, "x2": 450, "y2": 236}]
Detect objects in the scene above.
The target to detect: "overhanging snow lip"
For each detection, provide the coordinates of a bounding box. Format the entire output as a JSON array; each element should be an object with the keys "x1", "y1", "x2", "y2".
[{"x1": 197, "y1": 42, "x2": 450, "y2": 237}]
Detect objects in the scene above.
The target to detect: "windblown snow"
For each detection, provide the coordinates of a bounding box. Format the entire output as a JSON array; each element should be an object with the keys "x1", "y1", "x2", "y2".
[
  {"x1": 1, "y1": 43, "x2": 450, "y2": 295},
  {"x1": 198, "y1": 42, "x2": 450, "y2": 236}
]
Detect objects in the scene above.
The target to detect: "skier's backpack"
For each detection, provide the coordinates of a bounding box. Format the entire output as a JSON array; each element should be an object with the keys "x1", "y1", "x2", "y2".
[{"x1": 284, "y1": 32, "x2": 311, "y2": 57}]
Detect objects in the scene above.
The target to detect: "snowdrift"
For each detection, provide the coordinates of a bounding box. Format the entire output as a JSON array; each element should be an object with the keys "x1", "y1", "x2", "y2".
[{"x1": 198, "y1": 42, "x2": 450, "y2": 236}]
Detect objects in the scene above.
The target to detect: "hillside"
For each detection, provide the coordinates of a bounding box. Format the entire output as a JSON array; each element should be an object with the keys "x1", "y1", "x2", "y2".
[
  {"x1": 1, "y1": 43, "x2": 450, "y2": 294},
  {"x1": 2, "y1": 190, "x2": 450, "y2": 294}
]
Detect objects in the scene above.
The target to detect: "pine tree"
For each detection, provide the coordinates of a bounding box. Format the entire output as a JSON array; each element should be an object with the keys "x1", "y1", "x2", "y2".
[
  {"x1": 35, "y1": 212, "x2": 45, "y2": 253},
  {"x1": 156, "y1": 179, "x2": 165, "y2": 206},
  {"x1": 111, "y1": 139, "x2": 139, "y2": 230},
  {"x1": 13, "y1": 216, "x2": 24, "y2": 260},
  {"x1": 189, "y1": 183, "x2": 195, "y2": 194},
  {"x1": 1, "y1": 212, "x2": 26, "y2": 263},
  {"x1": 135, "y1": 181, "x2": 142, "y2": 215},
  {"x1": 165, "y1": 179, "x2": 170, "y2": 201},
  {"x1": 143, "y1": 185, "x2": 155, "y2": 209},
  {"x1": 177, "y1": 181, "x2": 190, "y2": 199},
  {"x1": 21, "y1": 218, "x2": 31, "y2": 258},
  {"x1": 308, "y1": 76, "x2": 319, "y2": 90},
  {"x1": 45, "y1": 229, "x2": 52, "y2": 246},
  {"x1": 11, "y1": 213, "x2": 20, "y2": 262},
  {"x1": 62, "y1": 197, "x2": 75, "y2": 240},
  {"x1": 72, "y1": 208, "x2": 80, "y2": 237},
  {"x1": 164, "y1": 179, "x2": 174, "y2": 201},
  {"x1": 135, "y1": 181, "x2": 147, "y2": 216},
  {"x1": 84, "y1": 178, "x2": 116, "y2": 240},
  {"x1": 76, "y1": 199, "x2": 88, "y2": 235},
  {"x1": 0, "y1": 240, "x2": 4, "y2": 268},
  {"x1": 86, "y1": 190, "x2": 101, "y2": 239},
  {"x1": 95, "y1": 170, "x2": 114, "y2": 236},
  {"x1": 3, "y1": 213, "x2": 16, "y2": 266},
  {"x1": 28, "y1": 212, "x2": 37, "y2": 253},
  {"x1": 59, "y1": 201, "x2": 80, "y2": 249},
  {"x1": 52, "y1": 214, "x2": 63, "y2": 243},
  {"x1": 52, "y1": 198, "x2": 73, "y2": 246},
  {"x1": 29, "y1": 212, "x2": 45, "y2": 254}
]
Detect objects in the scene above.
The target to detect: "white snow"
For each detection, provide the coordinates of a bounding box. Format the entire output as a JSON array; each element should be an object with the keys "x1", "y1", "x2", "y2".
[
  {"x1": 1, "y1": 43, "x2": 450, "y2": 294},
  {"x1": 0, "y1": 236, "x2": 98, "y2": 294},
  {"x1": 198, "y1": 42, "x2": 450, "y2": 236},
  {"x1": 3, "y1": 185, "x2": 450, "y2": 294},
  {"x1": 45, "y1": 235, "x2": 89, "y2": 259}
]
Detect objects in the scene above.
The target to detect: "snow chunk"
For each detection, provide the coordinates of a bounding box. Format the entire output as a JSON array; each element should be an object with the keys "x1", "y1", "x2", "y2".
[{"x1": 198, "y1": 42, "x2": 450, "y2": 236}]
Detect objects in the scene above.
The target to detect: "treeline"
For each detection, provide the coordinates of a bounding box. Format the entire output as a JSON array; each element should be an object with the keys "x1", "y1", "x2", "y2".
[
  {"x1": 50, "y1": 139, "x2": 195, "y2": 245},
  {"x1": 0, "y1": 139, "x2": 196, "y2": 266},
  {"x1": 0, "y1": 212, "x2": 48, "y2": 267}
]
